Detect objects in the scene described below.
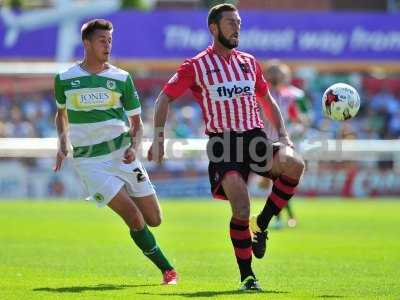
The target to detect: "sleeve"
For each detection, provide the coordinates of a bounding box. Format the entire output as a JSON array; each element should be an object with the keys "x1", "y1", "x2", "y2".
[
  {"x1": 162, "y1": 59, "x2": 195, "y2": 100},
  {"x1": 54, "y1": 74, "x2": 66, "y2": 109},
  {"x1": 121, "y1": 74, "x2": 141, "y2": 117},
  {"x1": 254, "y1": 61, "x2": 269, "y2": 97}
]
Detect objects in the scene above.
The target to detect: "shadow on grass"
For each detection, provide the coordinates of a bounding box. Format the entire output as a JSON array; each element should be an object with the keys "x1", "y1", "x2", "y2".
[
  {"x1": 137, "y1": 289, "x2": 288, "y2": 298},
  {"x1": 33, "y1": 283, "x2": 158, "y2": 293},
  {"x1": 317, "y1": 295, "x2": 345, "y2": 298}
]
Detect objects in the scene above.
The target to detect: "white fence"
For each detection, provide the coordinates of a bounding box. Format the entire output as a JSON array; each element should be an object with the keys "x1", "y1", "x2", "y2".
[
  {"x1": 0, "y1": 138, "x2": 399, "y2": 198},
  {"x1": 1, "y1": 137, "x2": 400, "y2": 160}
]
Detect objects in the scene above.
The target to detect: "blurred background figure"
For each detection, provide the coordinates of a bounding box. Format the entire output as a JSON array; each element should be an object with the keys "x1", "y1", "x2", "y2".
[{"x1": 257, "y1": 60, "x2": 312, "y2": 229}]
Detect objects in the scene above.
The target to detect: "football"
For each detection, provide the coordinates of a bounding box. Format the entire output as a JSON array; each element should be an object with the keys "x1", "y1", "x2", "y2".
[{"x1": 322, "y1": 83, "x2": 361, "y2": 121}]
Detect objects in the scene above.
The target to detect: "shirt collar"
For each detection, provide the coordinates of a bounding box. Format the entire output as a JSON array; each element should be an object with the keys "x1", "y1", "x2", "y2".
[{"x1": 208, "y1": 45, "x2": 237, "y2": 61}]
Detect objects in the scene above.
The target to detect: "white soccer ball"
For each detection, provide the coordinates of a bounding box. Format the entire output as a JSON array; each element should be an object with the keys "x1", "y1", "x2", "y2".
[{"x1": 322, "y1": 83, "x2": 361, "y2": 121}]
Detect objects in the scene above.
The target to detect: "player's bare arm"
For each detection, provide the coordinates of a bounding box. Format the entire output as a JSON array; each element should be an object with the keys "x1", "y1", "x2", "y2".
[
  {"x1": 147, "y1": 91, "x2": 173, "y2": 163},
  {"x1": 54, "y1": 108, "x2": 68, "y2": 172},
  {"x1": 262, "y1": 90, "x2": 294, "y2": 148},
  {"x1": 123, "y1": 114, "x2": 143, "y2": 164}
]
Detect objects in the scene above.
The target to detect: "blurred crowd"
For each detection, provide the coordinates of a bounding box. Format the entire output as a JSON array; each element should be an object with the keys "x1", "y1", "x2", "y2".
[
  {"x1": 0, "y1": 70, "x2": 399, "y2": 141},
  {"x1": 0, "y1": 92, "x2": 56, "y2": 138}
]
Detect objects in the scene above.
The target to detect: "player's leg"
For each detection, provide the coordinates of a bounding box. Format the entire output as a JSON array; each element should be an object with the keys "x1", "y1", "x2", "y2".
[
  {"x1": 221, "y1": 172, "x2": 261, "y2": 291},
  {"x1": 108, "y1": 186, "x2": 145, "y2": 229},
  {"x1": 285, "y1": 203, "x2": 297, "y2": 228},
  {"x1": 108, "y1": 187, "x2": 176, "y2": 284},
  {"x1": 256, "y1": 145, "x2": 304, "y2": 231},
  {"x1": 134, "y1": 194, "x2": 162, "y2": 227},
  {"x1": 257, "y1": 177, "x2": 282, "y2": 229},
  {"x1": 120, "y1": 159, "x2": 177, "y2": 284},
  {"x1": 120, "y1": 160, "x2": 163, "y2": 228}
]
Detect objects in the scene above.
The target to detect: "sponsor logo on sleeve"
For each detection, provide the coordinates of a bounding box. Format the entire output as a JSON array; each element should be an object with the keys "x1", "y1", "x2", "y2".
[{"x1": 71, "y1": 79, "x2": 80, "y2": 88}]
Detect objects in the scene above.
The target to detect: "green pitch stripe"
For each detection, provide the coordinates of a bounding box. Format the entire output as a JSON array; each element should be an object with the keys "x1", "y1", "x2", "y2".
[
  {"x1": 73, "y1": 131, "x2": 131, "y2": 158},
  {"x1": 67, "y1": 108, "x2": 125, "y2": 124}
]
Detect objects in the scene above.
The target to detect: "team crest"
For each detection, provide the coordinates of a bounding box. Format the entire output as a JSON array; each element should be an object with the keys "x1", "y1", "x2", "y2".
[
  {"x1": 239, "y1": 63, "x2": 251, "y2": 73},
  {"x1": 93, "y1": 193, "x2": 104, "y2": 203},
  {"x1": 106, "y1": 80, "x2": 116, "y2": 90}
]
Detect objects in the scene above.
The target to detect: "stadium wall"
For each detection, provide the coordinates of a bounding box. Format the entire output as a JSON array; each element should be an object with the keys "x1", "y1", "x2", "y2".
[{"x1": 1, "y1": 160, "x2": 399, "y2": 199}]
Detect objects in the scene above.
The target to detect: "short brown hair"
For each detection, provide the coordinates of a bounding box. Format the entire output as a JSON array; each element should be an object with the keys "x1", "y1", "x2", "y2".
[
  {"x1": 81, "y1": 19, "x2": 113, "y2": 41},
  {"x1": 207, "y1": 3, "x2": 237, "y2": 26}
]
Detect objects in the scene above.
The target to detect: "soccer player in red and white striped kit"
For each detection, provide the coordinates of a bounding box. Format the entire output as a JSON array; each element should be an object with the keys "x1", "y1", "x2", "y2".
[{"x1": 148, "y1": 3, "x2": 305, "y2": 291}]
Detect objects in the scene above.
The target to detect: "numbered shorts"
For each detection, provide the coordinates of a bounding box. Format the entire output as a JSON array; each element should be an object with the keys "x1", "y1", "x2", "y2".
[{"x1": 73, "y1": 158, "x2": 155, "y2": 207}]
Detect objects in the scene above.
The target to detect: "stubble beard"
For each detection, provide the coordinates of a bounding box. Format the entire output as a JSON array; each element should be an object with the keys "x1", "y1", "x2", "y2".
[{"x1": 217, "y1": 24, "x2": 238, "y2": 50}]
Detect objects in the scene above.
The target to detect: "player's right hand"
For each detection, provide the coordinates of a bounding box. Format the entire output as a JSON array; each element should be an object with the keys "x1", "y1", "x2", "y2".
[
  {"x1": 147, "y1": 140, "x2": 164, "y2": 164},
  {"x1": 53, "y1": 148, "x2": 68, "y2": 172}
]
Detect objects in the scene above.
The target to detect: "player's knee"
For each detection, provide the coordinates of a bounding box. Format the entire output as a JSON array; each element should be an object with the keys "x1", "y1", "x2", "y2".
[
  {"x1": 147, "y1": 214, "x2": 162, "y2": 227},
  {"x1": 293, "y1": 157, "x2": 305, "y2": 177},
  {"x1": 125, "y1": 208, "x2": 145, "y2": 230},
  {"x1": 297, "y1": 158, "x2": 306, "y2": 176},
  {"x1": 288, "y1": 156, "x2": 305, "y2": 178},
  {"x1": 282, "y1": 154, "x2": 305, "y2": 179},
  {"x1": 127, "y1": 214, "x2": 145, "y2": 230}
]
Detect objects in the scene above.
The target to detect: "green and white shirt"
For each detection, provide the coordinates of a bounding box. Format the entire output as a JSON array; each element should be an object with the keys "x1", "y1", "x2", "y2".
[{"x1": 54, "y1": 63, "x2": 141, "y2": 159}]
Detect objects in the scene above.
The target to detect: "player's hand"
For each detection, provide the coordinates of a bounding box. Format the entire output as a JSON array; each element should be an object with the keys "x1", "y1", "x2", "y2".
[
  {"x1": 123, "y1": 146, "x2": 136, "y2": 164},
  {"x1": 53, "y1": 147, "x2": 68, "y2": 172},
  {"x1": 147, "y1": 140, "x2": 164, "y2": 164},
  {"x1": 279, "y1": 135, "x2": 294, "y2": 149}
]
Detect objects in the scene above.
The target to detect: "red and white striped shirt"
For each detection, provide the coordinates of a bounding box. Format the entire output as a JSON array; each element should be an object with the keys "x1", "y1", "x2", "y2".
[{"x1": 163, "y1": 46, "x2": 269, "y2": 134}]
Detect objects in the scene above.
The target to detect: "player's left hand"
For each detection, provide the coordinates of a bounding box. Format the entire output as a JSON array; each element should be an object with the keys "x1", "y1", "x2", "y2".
[
  {"x1": 123, "y1": 146, "x2": 136, "y2": 164},
  {"x1": 279, "y1": 135, "x2": 294, "y2": 149},
  {"x1": 53, "y1": 147, "x2": 68, "y2": 172}
]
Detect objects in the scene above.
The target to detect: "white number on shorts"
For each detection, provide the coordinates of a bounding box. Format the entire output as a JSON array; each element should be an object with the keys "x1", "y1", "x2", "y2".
[{"x1": 133, "y1": 168, "x2": 146, "y2": 182}]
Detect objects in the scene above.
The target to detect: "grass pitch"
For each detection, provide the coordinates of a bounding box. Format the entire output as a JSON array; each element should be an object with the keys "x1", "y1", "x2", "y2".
[{"x1": 0, "y1": 198, "x2": 399, "y2": 300}]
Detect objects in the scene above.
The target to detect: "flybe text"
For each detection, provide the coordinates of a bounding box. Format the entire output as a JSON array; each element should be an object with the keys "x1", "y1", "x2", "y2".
[{"x1": 216, "y1": 85, "x2": 252, "y2": 98}]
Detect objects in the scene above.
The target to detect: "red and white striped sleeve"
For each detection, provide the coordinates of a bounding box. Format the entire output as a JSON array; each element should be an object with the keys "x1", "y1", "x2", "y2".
[
  {"x1": 163, "y1": 59, "x2": 195, "y2": 100},
  {"x1": 254, "y1": 61, "x2": 269, "y2": 97}
]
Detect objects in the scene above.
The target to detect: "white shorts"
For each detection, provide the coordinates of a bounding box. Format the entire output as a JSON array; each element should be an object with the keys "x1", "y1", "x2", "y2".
[{"x1": 73, "y1": 157, "x2": 155, "y2": 207}]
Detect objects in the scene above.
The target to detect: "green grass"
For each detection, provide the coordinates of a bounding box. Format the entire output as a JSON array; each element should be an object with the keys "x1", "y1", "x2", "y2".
[{"x1": 0, "y1": 198, "x2": 399, "y2": 300}]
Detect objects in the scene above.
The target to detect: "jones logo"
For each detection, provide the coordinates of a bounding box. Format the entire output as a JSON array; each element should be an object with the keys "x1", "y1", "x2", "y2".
[
  {"x1": 217, "y1": 85, "x2": 251, "y2": 98},
  {"x1": 79, "y1": 92, "x2": 110, "y2": 104}
]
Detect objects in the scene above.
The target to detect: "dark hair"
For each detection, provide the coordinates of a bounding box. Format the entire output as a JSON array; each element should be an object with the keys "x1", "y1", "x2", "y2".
[
  {"x1": 81, "y1": 19, "x2": 113, "y2": 41},
  {"x1": 207, "y1": 3, "x2": 237, "y2": 26}
]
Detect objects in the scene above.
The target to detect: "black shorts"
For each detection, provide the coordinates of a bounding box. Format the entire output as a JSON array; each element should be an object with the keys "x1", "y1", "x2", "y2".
[{"x1": 207, "y1": 128, "x2": 281, "y2": 200}]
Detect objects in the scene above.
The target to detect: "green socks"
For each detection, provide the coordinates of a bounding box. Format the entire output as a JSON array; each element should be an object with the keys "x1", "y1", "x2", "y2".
[{"x1": 130, "y1": 225, "x2": 173, "y2": 272}]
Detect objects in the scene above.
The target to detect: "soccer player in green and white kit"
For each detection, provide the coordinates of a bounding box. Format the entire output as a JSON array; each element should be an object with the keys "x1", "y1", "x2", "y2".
[{"x1": 53, "y1": 19, "x2": 178, "y2": 285}]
